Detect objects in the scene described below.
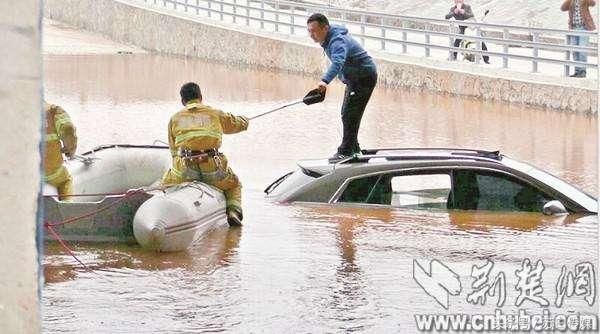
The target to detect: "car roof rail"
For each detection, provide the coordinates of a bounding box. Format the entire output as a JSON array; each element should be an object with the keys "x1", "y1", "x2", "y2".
[
  {"x1": 332, "y1": 148, "x2": 502, "y2": 165},
  {"x1": 360, "y1": 147, "x2": 501, "y2": 160}
]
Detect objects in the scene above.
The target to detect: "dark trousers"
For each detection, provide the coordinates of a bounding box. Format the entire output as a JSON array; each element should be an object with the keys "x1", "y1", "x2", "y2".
[
  {"x1": 452, "y1": 26, "x2": 490, "y2": 63},
  {"x1": 337, "y1": 73, "x2": 377, "y2": 155}
]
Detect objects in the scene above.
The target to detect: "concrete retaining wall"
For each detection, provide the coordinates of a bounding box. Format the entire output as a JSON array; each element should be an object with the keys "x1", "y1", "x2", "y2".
[
  {"x1": 0, "y1": 0, "x2": 42, "y2": 333},
  {"x1": 44, "y1": 0, "x2": 597, "y2": 114}
]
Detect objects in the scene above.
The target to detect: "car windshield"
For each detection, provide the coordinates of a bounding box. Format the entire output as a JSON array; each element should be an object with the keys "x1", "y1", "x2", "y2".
[{"x1": 502, "y1": 157, "x2": 597, "y2": 212}]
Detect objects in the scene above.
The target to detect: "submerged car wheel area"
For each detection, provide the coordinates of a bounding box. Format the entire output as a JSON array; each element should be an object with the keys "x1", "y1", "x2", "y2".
[{"x1": 265, "y1": 148, "x2": 597, "y2": 216}]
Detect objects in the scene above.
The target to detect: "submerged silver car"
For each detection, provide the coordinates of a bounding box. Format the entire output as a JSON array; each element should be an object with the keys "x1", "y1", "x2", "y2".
[{"x1": 265, "y1": 148, "x2": 597, "y2": 215}]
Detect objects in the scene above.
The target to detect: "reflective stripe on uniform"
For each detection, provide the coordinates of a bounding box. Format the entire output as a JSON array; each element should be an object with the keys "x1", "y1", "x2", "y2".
[
  {"x1": 184, "y1": 101, "x2": 201, "y2": 110},
  {"x1": 44, "y1": 166, "x2": 65, "y2": 182},
  {"x1": 45, "y1": 133, "x2": 59, "y2": 142},
  {"x1": 174, "y1": 130, "x2": 221, "y2": 145},
  {"x1": 170, "y1": 166, "x2": 184, "y2": 179}
]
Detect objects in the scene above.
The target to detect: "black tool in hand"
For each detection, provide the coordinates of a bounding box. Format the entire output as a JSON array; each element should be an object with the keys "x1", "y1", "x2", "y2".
[{"x1": 249, "y1": 88, "x2": 325, "y2": 120}]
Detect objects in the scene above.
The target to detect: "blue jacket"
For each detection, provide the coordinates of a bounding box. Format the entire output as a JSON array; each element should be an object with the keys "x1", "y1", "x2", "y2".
[{"x1": 320, "y1": 25, "x2": 377, "y2": 84}]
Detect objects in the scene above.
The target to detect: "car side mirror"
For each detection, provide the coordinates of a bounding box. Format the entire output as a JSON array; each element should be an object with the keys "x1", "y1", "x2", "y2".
[{"x1": 542, "y1": 200, "x2": 568, "y2": 216}]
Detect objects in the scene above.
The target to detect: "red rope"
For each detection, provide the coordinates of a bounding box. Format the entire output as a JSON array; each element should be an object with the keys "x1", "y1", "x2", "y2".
[
  {"x1": 45, "y1": 224, "x2": 90, "y2": 271},
  {"x1": 43, "y1": 187, "x2": 160, "y2": 270},
  {"x1": 43, "y1": 188, "x2": 162, "y2": 198},
  {"x1": 44, "y1": 188, "x2": 161, "y2": 227},
  {"x1": 44, "y1": 192, "x2": 135, "y2": 198}
]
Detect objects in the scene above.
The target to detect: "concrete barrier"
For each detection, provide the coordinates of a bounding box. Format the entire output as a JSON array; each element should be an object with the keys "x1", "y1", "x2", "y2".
[
  {"x1": 44, "y1": 0, "x2": 597, "y2": 114},
  {"x1": 0, "y1": 1, "x2": 42, "y2": 333}
]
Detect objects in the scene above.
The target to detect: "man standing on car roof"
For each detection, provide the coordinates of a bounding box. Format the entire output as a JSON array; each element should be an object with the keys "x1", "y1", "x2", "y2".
[{"x1": 307, "y1": 13, "x2": 378, "y2": 162}]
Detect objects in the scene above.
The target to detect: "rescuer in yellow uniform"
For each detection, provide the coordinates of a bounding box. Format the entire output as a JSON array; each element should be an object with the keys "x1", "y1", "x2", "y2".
[
  {"x1": 161, "y1": 82, "x2": 249, "y2": 226},
  {"x1": 44, "y1": 102, "x2": 78, "y2": 201}
]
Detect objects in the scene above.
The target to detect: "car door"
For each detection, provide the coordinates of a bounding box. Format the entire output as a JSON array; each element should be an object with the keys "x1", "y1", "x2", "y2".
[
  {"x1": 448, "y1": 169, "x2": 555, "y2": 213},
  {"x1": 336, "y1": 169, "x2": 453, "y2": 209},
  {"x1": 334, "y1": 168, "x2": 557, "y2": 214}
]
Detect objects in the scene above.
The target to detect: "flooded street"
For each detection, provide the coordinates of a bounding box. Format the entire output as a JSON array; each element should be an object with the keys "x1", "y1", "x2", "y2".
[{"x1": 42, "y1": 27, "x2": 598, "y2": 332}]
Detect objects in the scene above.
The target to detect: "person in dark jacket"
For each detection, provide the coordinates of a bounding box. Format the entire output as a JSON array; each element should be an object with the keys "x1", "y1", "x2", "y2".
[
  {"x1": 307, "y1": 13, "x2": 378, "y2": 162},
  {"x1": 445, "y1": 0, "x2": 490, "y2": 64}
]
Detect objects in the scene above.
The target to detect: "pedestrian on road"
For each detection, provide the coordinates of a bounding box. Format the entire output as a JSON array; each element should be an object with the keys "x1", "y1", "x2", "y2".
[
  {"x1": 307, "y1": 13, "x2": 378, "y2": 162},
  {"x1": 561, "y1": 0, "x2": 596, "y2": 77},
  {"x1": 445, "y1": 0, "x2": 490, "y2": 64}
]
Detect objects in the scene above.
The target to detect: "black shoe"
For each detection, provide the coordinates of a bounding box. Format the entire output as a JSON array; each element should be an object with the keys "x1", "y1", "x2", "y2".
[
  {"x1": 227, "y1": 209, "x2": 243, "y2": 227},
  {"x1": 484, "y1": 59, "x2": 491, "y2": 64},
  {"x1": 570, "y1": 70, "x2": 587, "y2": 78},
  {"x1": 328, "y1": 153, "x2": 351, "y2": 163}
]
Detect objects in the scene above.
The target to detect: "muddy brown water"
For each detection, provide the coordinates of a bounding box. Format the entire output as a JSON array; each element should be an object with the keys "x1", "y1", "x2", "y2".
[{"x1": 43, "y1": 53, "x2": 597, "y2": 333}]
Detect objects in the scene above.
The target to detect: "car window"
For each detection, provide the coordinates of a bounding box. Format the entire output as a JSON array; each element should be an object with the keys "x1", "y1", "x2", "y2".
[
  {"x1": 338, "y1": 172, "x2": 451, "y2": 208},
  {"x1": 338, "y1": 174, "x2": 392, "y2": 205},
  {"x1": 390, "y1": 174, "x2": 451, "y2": 209},
  {"x1": 448, "y1": 170, "x2": 553, "y2": 212}
]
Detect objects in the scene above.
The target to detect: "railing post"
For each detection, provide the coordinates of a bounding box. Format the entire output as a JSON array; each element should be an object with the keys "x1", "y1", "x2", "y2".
[
  {"x1": 208, "y1": 0, "x2": 212, "y2": 18},
  {"x1": 564, "y1": 35, "x2": 571, "y2": 77},
  {"x1": 184, "y1": 0, "x2": 188, "y2": 12},
  {"x1": 290, "y1": 6, "x2": 295, "y2": 35},
  {"x1": 220, "y1": 0, "x2": 224, "y2": 20},
  {"x1": 532, "y1": 32, "x2": 539, "y2": 72},
  {"x1": 195, "y1": 0, "x2": 199, "y2": 14},
  {"x1": 502, "y1": 29, "x2": 509, "y2": 68},
  {"x1": 425, "y1": 34, "x2": 430, "y2": 57},
  {"x1": 448, "y1": 21, "x2": 454, "y2": 60},
  {"x1": 233, "y1": 0, "x2": 237, "y2": 23},
  {"x1": 173, "y1": 0, "x2": 176, "y2": 10},
  {"x1": 275, "y1": 1, "x2": 279, "y2": 32},
  {"x1": 475, "y1": 25, "x2": 481, "y2": 64},
  {"x1": 260, "y1": 0, "x2": 265, "y2": 29},
  {"x1": 246, "y1": 0, "x2": 250, "y2": 26},
  {"x1": 360, "y1": 15, "x2": 366, "y2": 46},
  {"x1": 163, "y1": 0, "x2": 166, "y2": 7},
  {"x1": 380, "y1": 17, "x2": 386, "y2": 50},
  {"x1": 401, "y1": 21, "x2": 407, "y2": 53}
]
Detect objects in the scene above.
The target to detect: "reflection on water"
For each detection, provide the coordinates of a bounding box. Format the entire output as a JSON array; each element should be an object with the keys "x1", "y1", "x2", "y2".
[
  {"x1": 44, "y1": 227, "x2": 242, "y2": 284},
  {"x1": 43, "y1": 53, "x2": 597, "y2": 333}
]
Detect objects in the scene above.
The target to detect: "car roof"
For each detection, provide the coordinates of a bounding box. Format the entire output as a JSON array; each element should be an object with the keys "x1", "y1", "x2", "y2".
[
  {"x1": 298, "y1": 148, "x2": 504, "y2": 174},
  {"x1": 295, "y1": 148, "x2": 597, "y2": 213}
]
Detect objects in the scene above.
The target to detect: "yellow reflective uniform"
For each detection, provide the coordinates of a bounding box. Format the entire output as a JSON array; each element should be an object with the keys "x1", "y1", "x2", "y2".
[
  {"x1": 44, "y1": 102, "x2": 77, "y2": 200},
  {"x1": 161, "y1": 100, "x2": 249, "y2": 213}
]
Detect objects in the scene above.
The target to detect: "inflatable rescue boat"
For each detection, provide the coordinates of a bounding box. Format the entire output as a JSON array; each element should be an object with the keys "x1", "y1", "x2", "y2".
[{"x1": 43, "y1": 144, "x2": 228, "y2": 252}]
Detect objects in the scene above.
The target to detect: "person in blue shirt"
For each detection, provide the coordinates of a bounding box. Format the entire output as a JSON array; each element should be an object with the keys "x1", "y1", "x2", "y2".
[{"x1": 307, "y1": 13, "x2": 378, "y2": 162}]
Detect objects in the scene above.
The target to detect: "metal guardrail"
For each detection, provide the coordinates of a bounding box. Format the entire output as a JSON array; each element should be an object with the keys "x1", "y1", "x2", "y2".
[{"x1": 140, "y1": 0, "x2": 597, "y2": 77}]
